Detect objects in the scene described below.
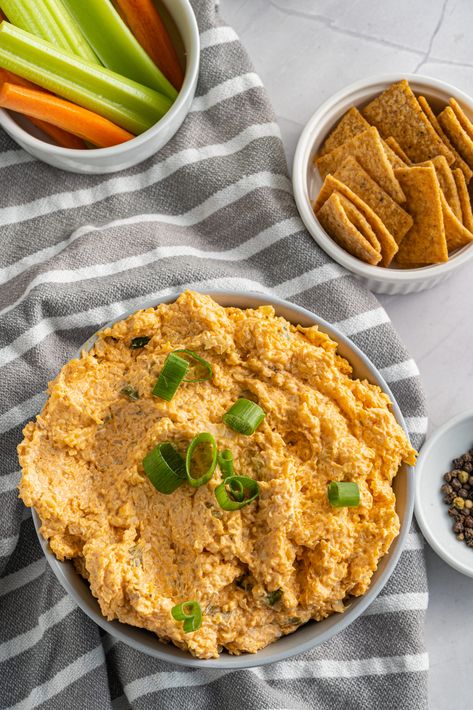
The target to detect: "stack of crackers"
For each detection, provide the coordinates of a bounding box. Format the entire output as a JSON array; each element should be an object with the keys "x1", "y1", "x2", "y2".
[{"x1": 312, "y1": 80, "x2": 473, "y2": 268}]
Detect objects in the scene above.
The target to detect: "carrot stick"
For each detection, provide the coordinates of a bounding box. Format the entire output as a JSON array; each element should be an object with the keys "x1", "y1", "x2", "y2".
[
  {"x1": 27, "y1": 117, "x2": 86, "y2": 148},
  {"x1": 0, "y1": 66, "x2": 38, "y2": 89},
  {"x1": 113, "y1": 0, "x2": 184, "y2": 90},
  {"x1": 0, "y1": 68, "x2": 85, "y2": 147},
  {"x1": 0, "y1": 82, "x2": 134, "y2": 147}
]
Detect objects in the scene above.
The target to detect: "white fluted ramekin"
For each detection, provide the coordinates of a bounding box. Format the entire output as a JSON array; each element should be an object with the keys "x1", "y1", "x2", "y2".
[
  {"x1": 293, "y1": 74, "x2": 473, "y2": 294},
  {"x1": 0, "y1": 0, "x2": 199, "y2": 174},
  {"x1": 30, "y1": 290, "x2": 414, "y2": 667}
]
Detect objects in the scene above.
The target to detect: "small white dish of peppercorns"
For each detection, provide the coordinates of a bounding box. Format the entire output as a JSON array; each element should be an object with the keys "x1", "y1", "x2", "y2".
[{"x1": 415, "y1": 409, "x2": 473, "y2": 577}]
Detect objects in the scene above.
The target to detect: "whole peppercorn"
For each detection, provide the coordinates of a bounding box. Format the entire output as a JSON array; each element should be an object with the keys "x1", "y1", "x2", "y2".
[{"x1": 442, "y1": 448, "x2": 473, "y2": 547}]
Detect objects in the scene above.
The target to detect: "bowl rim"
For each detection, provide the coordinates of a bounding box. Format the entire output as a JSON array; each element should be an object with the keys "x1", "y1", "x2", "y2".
[
  {"x1": 0, "y1": 0, "x2": 200, "y2": 158},
  {"x1": 414, "y1": 407, "x2": 473, "y2": 578},
  {"x1": 292, "y1": 72, "x2": 473, "y2": 283},
  {"x1": 31, "y1": 288, "x2": 415, "y2": 667}
]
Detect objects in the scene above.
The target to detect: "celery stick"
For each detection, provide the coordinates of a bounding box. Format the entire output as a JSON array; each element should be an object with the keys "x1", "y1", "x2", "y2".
[
  {"x1": 62, "y1": 0, "x2": 177, "y2": 101},
  {"x1": 0, "y1": 22, "x2": 172, "y2": 134},
  {"x1": 40, "y1": 0, "x2": 100, "y2": 63},
  {"x1": 0, "y1": 0, "x2": 99, "y2": 63}
]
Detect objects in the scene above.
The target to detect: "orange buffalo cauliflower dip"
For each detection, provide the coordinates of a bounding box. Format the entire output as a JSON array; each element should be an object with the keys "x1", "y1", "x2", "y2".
[{"x1": 18, "y1": 291, "x2": 416, "y2": 659}]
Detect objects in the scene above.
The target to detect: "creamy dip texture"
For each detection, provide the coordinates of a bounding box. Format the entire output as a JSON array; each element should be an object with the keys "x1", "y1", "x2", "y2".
[{"x1": 18, "y1": 291, "x2": 416, "y2": 659}]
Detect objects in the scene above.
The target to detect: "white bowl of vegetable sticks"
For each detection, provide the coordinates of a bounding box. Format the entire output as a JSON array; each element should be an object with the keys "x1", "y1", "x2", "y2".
[
  {"x1": 0, "y1": 0, "x2": 199, "y2": 173},
  {"x1": 30, "y1": 290, "x2": 415, "y2": 668}
]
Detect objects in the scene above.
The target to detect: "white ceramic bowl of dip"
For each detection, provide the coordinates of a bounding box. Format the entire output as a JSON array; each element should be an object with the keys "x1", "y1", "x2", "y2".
[
  {"x1": 30, "y1": 290, "x2": 415, "y2": 668},
  {"x1": 415, "y1": 409, "x2": 473, "y2": 578},
  {"x1": 293, "y1": 73, "x2": 473, "y2": 295},
  {"x1": 0, "y1": 0, "x2": 199, "y2": 174}
]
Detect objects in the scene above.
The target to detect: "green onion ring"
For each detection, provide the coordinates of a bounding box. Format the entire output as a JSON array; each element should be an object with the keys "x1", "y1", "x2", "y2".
[
  {"x1": 152, "y1": 353, "x2": 189, "y2": 401},
  {"x1": 171, "y1": 600, "x2": 202, "y2": 633},
  {"x1": 143, "y1": 442, "x2": 186, "y2": 494},
  {"x1": 223, "y1": 398, "x2": 265, "y2": 435},
  {"x1": 215, "y1": 475, "x2": 259, "y2": 510},
  {"x1": 267, "y1": 589, "x2": 283, "y2": 605},
  {"x1": 185, "y1": 432, "x2": 218, "y2": 488},
  {"x1": 218, "y1": 449, "x2": 234, "y2": 478},
  {"x1": 327, "y1": 481, "x2": 360, "y2": 508},
  {"x1": 120, "y1": 384, "x2": 139, "y2": 401},
  {"x1": 174, "y1": 349, "x2": 213, "y2": 382},
  {"x1": 130, "y1": 336, "x2": 151, "y2": 348}
]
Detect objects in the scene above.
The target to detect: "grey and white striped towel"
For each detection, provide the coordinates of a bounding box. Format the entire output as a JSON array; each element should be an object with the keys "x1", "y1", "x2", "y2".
[{"x1": 0, "y1": 1, "x2": 429, "y2": 708}]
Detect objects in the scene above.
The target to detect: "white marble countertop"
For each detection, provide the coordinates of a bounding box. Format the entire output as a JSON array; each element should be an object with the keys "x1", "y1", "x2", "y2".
[{"x1": 220, "y1": 1, "x2": 473, "y2": 707}]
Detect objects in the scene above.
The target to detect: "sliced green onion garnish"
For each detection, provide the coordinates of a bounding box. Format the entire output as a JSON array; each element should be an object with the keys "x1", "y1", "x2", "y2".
[
  {"x1": 267, "y1": 589, "x2": 283, "y2": 606},
  {"x1": 174, "y1": 349, "x2": 213, "y2": 382},
  {"x1": 218, "y1": 449, "x2": 234, "y2": 478},
  {"x1": 171, "y1": 600, "x2": 202, "y2": 633},
  {"x1": 130, "y1": 336, "x2": 150, "y2": 349},
  {"x1": 153, "y1": 353, "x2": 189, "y2": 401},
  {"x1": 327, "y1": 481, "x2": 360, "y2": 508},
  {"x1": 120, "y1": 384, "x2": 139, "y2": 401},
  {"x1": 223, "y1": 398, "x2": 265, "y2": 435},
  {"x1": 185, "y1": 432, "x2": 218, "y2": 488},
  {"x1": 215, "y1": 475, "x2": 259, "y2": 510},
  {"x1": 143, "y1": 442, "x2": 186, "y2": 494}
]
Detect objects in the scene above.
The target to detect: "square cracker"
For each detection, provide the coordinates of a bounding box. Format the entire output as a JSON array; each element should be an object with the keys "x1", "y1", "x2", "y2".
[
  {"x1": 417, "y1": 155, "x2": 462, "y2": 220},
  {"x1": 318, "y1": 107, "x2": 370, "y2": 156},
  {"x1": 315, "y1": 192, "x2": 381, "y2": 265},
  {"x1": 438, "y1": 107, "x2": 473, "y2": 169},
  {"x1": 394, "y1": 166, "x2": 448, "y2": 265},
  {"x1": 383, "y1": 140, "x2": 407, "y2": 169},
  {"x1": 440, "y1": 190, "x2": 473, "y2": 252},
  {"x1": 317, "y1": 105, "x2": 405, "y2": 169},
  {"x1": 362, "y1": 80, "x2": 454, "y2": 164},
  {"x1": 333, "y1": 156, "x2": 412, "y2": 244},
  {"x1": 313, "y1": 174, "x2": 399, "y2": 266},
  {"x1": 336, "y1": 192, "x2": 381, "y2": 252},
  {"x1": 453, "y1": 168, "x2": 473, "y2": 232},
  {"x1": 418, "y1": 95, "x2": 472, "y2": 182},
  {"x1": 449, "y1": 98, "x2": 473, "y2": 141},
  {"x1": 315, "y1": 126, "x2": 405, "y2": 203},
  {"x1": 384, "y1": 137, "x2": 410, "y2": 164}
]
